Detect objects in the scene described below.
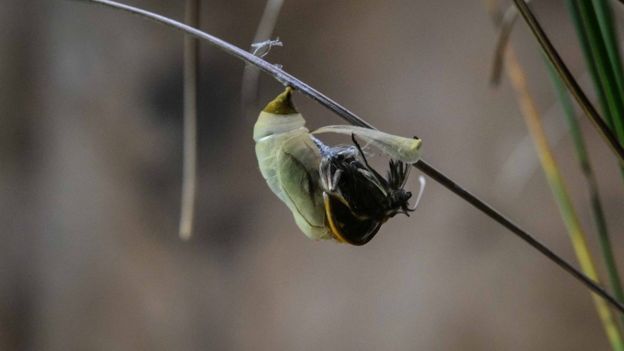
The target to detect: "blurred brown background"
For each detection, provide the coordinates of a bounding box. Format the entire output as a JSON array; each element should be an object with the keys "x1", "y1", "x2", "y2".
[{"x1": 2, "y1": 0, "x2": 624, "y2": 350}]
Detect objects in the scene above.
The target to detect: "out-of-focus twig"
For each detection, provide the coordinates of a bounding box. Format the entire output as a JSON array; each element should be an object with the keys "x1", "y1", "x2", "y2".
[
  {"x1": 179, "y1": 0, "x2": 200, "y2": 240},
  {"x1": 491, "y1": 3, "x2": 518, "y2": 85},
  {"x1": 241, "y1": 0, "x2": 284, "y2": 117}
]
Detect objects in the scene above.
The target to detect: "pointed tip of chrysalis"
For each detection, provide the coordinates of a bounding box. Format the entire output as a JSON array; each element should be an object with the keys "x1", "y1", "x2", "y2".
[{"x1": 262, "y1": 86, "x2": 298, "y2": 114}]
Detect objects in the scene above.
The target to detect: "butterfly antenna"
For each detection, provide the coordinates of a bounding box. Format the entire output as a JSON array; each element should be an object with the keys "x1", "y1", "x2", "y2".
[{"x1": 407, "y1": 175, "x2": 426, "y2": 211}]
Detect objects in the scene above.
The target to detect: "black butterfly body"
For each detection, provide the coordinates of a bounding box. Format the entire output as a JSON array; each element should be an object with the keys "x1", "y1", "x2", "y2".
[{"x1": 314, "y1": 136, "x2": 415, "y2": 245}]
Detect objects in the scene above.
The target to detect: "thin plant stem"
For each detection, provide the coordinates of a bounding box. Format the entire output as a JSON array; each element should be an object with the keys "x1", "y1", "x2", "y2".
[
  {"x1": 179, "y1": 0, "x2": 200, "y2": 240},
  {"x1": 74, "y1": 0, "x2": 624, "y2": 314},
  {"x1": 547, "y1": 63, "x2": 624, "y2": 317},
  {"x1": 511, "y1": 0, "x2": 624, "y2": 164}
]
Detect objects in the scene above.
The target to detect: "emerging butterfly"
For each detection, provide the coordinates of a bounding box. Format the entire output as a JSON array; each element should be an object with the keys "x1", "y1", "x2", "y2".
[{"x1": 253, "y1": 87, "x2": 423, "y2": 245}]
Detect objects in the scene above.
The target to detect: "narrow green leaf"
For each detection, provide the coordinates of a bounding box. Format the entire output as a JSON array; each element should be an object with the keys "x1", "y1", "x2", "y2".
[
  {"x1": 503, "y1": 46, "x2": 624, "y2": 350},
  {"x1": 591, "y1": 0, "x2": 624, "y2": 129},
  {"x1": 547, "y1": 62, "x2": 624, "y2": 323},
  {"x1": 566, "y1": 0, "x2": 615, "y2": 128},
  {"x1": 573, "y1": 0, "x2": 624, "y2": 142}
]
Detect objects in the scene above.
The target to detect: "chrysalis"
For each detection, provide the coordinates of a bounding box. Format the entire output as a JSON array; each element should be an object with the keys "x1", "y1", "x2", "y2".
[{"x1": 253, "y1": 87, "x2": 423, "y2": 245}]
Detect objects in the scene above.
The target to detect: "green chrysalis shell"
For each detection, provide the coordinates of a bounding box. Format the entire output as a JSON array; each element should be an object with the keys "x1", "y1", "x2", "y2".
[{"x1": 253, "y1": 88, "x2": 330, "y2": 240}]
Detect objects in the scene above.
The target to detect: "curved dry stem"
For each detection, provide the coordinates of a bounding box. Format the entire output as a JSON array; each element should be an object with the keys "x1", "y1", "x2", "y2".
[
  {"x1": 490, "y1": 4, "x2": 518, "y2": 85},
  {"x1": 73, "y1": 0, "x2": 624, "y2": 314}
]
